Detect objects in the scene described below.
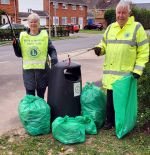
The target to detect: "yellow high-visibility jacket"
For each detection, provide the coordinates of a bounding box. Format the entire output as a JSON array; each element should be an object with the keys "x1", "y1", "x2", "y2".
[
  {"x1": 20, "y1": 30, "x2": 48, "y2": 69},
  {"x1": 96, "y1": 16, "x2": 149, "y2": 89}
]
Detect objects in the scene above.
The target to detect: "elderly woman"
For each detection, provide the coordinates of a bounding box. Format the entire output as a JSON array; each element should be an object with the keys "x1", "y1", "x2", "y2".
[{"x1": 13, "y1": 13, "x2": 58, "y2": 99}]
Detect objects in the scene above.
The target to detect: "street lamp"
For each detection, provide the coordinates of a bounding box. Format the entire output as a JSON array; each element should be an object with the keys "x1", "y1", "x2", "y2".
[
  {"x1": 54, "y1": 2, "x2": 57, "y2": 37},
  {"x1": 48, "y1": 0, "x2": 51, "y2": 38},
  {"x1": 14, "y1": 0, "x2": 17, "y2": 23}
]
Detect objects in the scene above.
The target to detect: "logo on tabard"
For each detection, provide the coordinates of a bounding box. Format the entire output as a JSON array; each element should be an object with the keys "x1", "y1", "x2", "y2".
[
  {"x1": 28, "y1": 47, "x2": 40, "y2": 58},
  {"x1": 124, "y1": 32, "x2": 130, "y2": 38}
]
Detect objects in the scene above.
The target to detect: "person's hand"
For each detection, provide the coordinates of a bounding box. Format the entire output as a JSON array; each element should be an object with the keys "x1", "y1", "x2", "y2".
[
  {"x1": 93, "y1": 47, "x2": 101, "y2": 56},
  {"x1": 133, "y1": 73, "x2": 140, "y2": 79}
]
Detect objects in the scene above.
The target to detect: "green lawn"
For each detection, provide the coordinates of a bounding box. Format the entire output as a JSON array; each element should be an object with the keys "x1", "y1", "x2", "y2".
[
  {"x1": 0, "y1": 36, "x2": 80, "y2": 46},
  {"x1": 0, "y1": 29, "x2": 105, "y2": 46},
  {"x1": 0, "y1": 40, "x2": 12, "y2": 45},
  {"x1": 80, "y1": 29, "x2": 105, "y2": 34},
  {"x1": 0, "y1": 128, "x2": 149, "y2": 155},
  {"x1": 50, "y1": 35, "x2": 80, "y2": 41}
]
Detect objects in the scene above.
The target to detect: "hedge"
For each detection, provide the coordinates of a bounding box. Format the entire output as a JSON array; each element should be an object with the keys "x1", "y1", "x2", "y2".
[{"x1": 104, "y1": 7, "x2": 150, "y2": 29}]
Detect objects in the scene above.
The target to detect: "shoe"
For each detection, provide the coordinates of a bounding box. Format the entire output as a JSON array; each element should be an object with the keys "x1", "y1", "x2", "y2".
[{"x1": 103, "y1": 123, "x2": 113, "y2": 130}]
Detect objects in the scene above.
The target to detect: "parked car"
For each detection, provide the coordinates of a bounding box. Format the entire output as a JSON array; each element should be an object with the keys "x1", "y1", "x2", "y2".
[
  {"x1": 0, "y1": 24, "x2": 27, "y2": 40},
  {"x1": 0, "y1": 23, "x2": 27, "y2": 30},
  {"x1": 84, "y1": 23, "x2": 103, "y2": 31},
  {"x1": 66, "y1": 24, "x2": 80, "y2": 33}
]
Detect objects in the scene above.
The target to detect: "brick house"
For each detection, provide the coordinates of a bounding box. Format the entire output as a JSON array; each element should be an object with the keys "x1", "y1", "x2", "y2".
[
  {"x1": 18, "y1": 0, "x2": 48, "y2": 26},
  {"x1": 0, "y1": 0, "x2": 87, "y2": 29},
  {"x1": 44, "y1": 0, "x2": 87, "y2": 29},
  {"x1": 19, "y1": 10, "x2": 48, "y2": 27},
  {"x1": 0, "y1": 0, "x2": 19, "y2": 24},
  {"x1": 94, "y1": 0, "x2": 119, "y2": 28}
]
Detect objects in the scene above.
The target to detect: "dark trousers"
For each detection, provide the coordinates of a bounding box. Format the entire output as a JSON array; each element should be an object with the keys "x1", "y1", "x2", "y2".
[
  {"x1": 26, "y1": 88, "x2": 46, "y2": 99},
  {"x1": 106, "y1": 90, "x2": 115, "y2": 126}
]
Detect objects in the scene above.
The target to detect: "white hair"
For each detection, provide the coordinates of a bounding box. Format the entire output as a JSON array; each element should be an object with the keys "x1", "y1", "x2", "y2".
[
  {"x1": 116, "y1": 0, "x2": 132, "y2": 13},
  {"x1": 27, "y1": 13, "x2": 40, "y2": 23}
]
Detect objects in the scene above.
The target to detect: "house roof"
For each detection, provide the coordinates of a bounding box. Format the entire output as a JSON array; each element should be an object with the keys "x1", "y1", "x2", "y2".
[
  {"x1": 19, "y1": 12, "x2": 30, "y2": 18},
  {"x1": 87, "y1": 11, "x2": 94, "y2": 18},
  {"x1": 51, "y1": 0, "x2": 87, "y2": 6},
  {"x1": 32, "y1": 10, "x2": 48, "y2": 17},
  {"x1": 82, "y1": 0, "x2": 99, "y2": 9},
  {"x1": 133, "y1": 3, "x2": 150, "y2": 10},
  {"x1": 19, "y1": 10, "x2": 48, "y2": 18},
  {"x1": 98, "y1": 0, "x2": 120, "y2": 9}
]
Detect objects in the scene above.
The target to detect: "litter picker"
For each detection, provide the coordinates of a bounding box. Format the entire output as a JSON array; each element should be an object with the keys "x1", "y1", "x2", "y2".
[{"x1": 62, "y1": 48, "x2": 95, "y2": 65}]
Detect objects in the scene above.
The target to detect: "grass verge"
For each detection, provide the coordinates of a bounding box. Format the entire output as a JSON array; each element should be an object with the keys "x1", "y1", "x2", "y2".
[
  {"x1": 0, "y1": 128, "x2": 149, "y2": 155},
  {"x1": 80, "y1": 29, "x2": 105, "y2": 34},
  {"x1": 51, "y1": 35, "x2": 79, "y2": 41},
  {"x1": 0, "y1": 40, "x2": 12, "y2": 45},
  {"x1": 0, "y1": 36, "x2": 80, "y2": 46}
]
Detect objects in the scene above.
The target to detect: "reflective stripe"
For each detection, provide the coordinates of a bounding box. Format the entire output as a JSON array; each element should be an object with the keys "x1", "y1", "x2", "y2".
[
  {"x1": 106, "y1": 25, "x2": 112, "y2": 45},
  {"x1": 134, "y1": 65, "x2": 144, "y2": 71},
  {"x1": 137, "y1": 39, "x2": 149, "y2": 46},
  {"x1": 103, "y1": 70, "x2": 131, "y2": 76},
  {"x1": 23, "y1": 60, "x2": 45, "y2": 65},
  {"x1": 132, "y1": 23, "x2": 141, "y2": 42},
  {"x1": 102, "y1": 37, "x2": 106, "y2": 44},
  {"x1": 105, "y1": 23, "x2": 141, "y2": 46},
  {"x1": 106, "y1": 25, "x2": 111, "y2": 39},
  {"x1": 106, "y1": 40, "x2": 136, "y2": 46}
]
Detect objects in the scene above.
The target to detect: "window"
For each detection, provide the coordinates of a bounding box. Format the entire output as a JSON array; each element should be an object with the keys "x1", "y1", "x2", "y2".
[
  {"x1": 1, "y1": 0, "x2": 10, "y2": 4},
  {"x1": 62, "y1": 17, "x2": 67, "y2": 25},
  {"x1": 71, "y1": 17, "x2": 76, "y2": 24},
  {"x1": 2, "y1": 18, "x2": 6, "y2": 24},
  {"x1": 72, "y1": 5, "x2": 76, "y2": 10},
  {"x1": 53, "y1": 16, "x2": 59, "y2": 25},
  {"x1": 62, "y1": 3, "x2": 67, "y2": 9},
  {"x1": 53, "y1": 2, "x2": 58, "y2": 9},
  {"x1": 79, "y1": 5, "x2": 83, "y2": 10}
]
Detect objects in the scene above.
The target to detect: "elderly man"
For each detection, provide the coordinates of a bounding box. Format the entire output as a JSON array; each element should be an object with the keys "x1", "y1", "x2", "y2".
[{"x1": 94, "y1": 0, "x2": 149, "y2": 129}]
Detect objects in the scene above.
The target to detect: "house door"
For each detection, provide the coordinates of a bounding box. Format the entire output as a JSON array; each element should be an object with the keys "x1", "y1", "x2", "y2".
[{"x1": 78, "y1": 17, "x2": 83, "y2": 29}]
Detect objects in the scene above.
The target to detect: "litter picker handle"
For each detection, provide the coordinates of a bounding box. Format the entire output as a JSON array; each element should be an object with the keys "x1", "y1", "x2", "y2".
[
  {"x1": 62, "y1": 48, "x2": 95, "y2": 62},
  {"x1": 5, "y1": 13, "x2": 17, "y2": 41}
]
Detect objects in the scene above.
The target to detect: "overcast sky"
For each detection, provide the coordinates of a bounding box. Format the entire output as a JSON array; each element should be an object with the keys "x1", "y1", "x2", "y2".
[{"x1": 131, "y1": 0, "x2": 150, "y2": 3}]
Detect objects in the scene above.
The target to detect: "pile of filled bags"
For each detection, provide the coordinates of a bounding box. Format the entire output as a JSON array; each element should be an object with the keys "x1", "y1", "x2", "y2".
[{"x1": 18, "y1": 76, "x2": 138, "y2": 144}]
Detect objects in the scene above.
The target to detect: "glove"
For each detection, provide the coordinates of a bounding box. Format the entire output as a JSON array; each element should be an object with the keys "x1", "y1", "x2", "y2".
[
  {"x1": 94, "y1": 47, "x2": 101, "y2": 56},
  {"x1": 133, "y1": 73, "x2": 140, "y2": 79}
]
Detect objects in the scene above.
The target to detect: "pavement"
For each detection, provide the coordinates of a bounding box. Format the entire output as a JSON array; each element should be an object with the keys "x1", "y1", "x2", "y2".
[{"x1": 0, "y1": 47, "x2": 104, "y2": 136}]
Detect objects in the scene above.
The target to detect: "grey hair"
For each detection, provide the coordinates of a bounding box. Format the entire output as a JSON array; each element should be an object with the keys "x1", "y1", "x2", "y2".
[
  {"x1": 27, "y1": 13, "x2": 40, "y2": 23},
  {"x1": 116, "y1": 0, "x2": 132, "y2": 13}
]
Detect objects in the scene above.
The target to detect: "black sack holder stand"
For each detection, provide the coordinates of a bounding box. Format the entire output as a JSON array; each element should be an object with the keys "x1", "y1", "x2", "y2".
[{"x1": 47, "y1": 48, "x2": 94, "y2": 121}]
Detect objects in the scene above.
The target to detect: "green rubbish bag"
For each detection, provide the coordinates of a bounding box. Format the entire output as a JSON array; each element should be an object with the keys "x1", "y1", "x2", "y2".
[
  {"x1": 112, "y1": 75, "x2": 138, "y2": 139},
  {"x1": 18, "y1": 95, "x2": 50, "y2": 136},
  {"x1": 80, "y1": 82, "x2": 106, "y2": 128},
  {"x1": 75, "y1": 115, "x2": 97, "y2": 135},
  {"x1": 52, "y1": 116, "x2": 85, "y2": 144}
]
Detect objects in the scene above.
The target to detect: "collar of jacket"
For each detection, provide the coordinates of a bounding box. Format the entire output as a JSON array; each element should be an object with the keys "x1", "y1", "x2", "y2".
[
  {"x1": 27, "y1": 28, "x2": 41, "y2": 35},
  {"x1": 113, "y1": 16, "x2": 135, "y2": 28}
]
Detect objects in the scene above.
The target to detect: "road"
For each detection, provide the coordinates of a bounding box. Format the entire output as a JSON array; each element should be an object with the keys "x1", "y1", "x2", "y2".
[
  {"x1": 0, "y1": 33, "x2": 104, "y2": 135},
  {"x1": 0, "y1": 33, "x2": 102, "y2": 61}
]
